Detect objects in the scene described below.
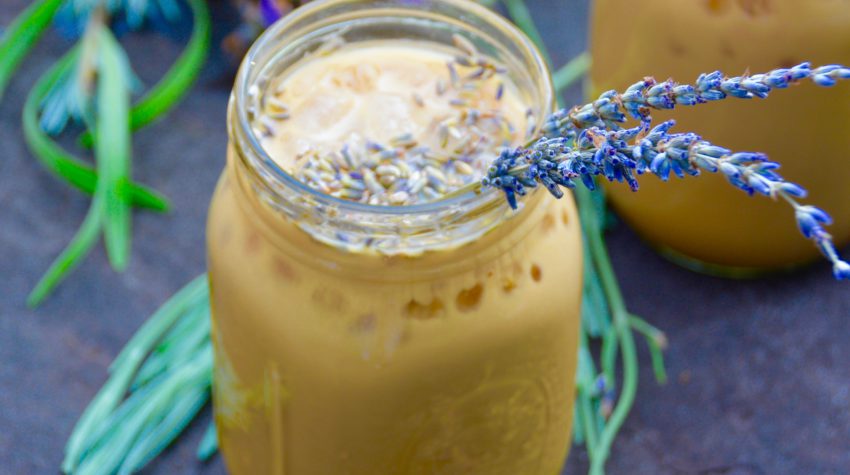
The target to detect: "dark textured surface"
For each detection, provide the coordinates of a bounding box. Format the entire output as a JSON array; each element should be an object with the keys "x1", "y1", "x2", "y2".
[{"x1": 1, "y1": 1, "x2": 848, "y2": 474}]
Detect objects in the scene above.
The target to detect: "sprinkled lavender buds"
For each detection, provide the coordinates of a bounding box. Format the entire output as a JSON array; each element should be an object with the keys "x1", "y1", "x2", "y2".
[
  {"x1": 257, "y1": 37, "x2": 850, "y2": 279},
  {"x1": 258, "y1": 34, "x2": 524, "y2": 206}
]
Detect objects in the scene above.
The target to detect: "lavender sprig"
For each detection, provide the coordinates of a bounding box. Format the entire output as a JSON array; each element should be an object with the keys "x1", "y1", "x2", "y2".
[
  {"x1": 545, "y1": 63, "x2": 850, "y2": 141},
  {"x1": 483, "y1": 119, "x2": 850, "y2": 280}
]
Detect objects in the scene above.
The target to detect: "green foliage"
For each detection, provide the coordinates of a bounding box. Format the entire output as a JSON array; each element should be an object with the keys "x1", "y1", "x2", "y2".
[
  {"x1": 96, "y1": 28, "x2": 134, "y2": 270},
  {"x1": 62, "y1": 276, "x2": 212, "y2": 475},
  {"x1": 11, "y1": 0, "x2": 211, "y2": 306},
  {"x1": 501, "y1": 3, "x2": 668, "y2": 474},
  {"x1": 79, "y1": 0, "x2": 212, "y2": 147},
  {"x1": 61, "y1": 2, "x2": 662, "y2": 474},
  {"x1": 0, "y1": 0, "x2": 65, "y2": 100}
]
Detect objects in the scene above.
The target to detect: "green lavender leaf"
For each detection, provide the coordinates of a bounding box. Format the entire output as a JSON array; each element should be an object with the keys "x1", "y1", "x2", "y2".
[
  {"x1": 117, "y1": 383, "x2": 210, "y2": 474},
  {"x1": 26, "y1": 193, "x2": 105, "y2": 308},
  {"x1": 629, "y1": 314, "x2": 668, "y2": 384},
  {"x1": 600, "y1": 324, "x2": 618, "y2": 388},
  {"x1": 62, "y1": 276, "x2": 208, "y2": 473},
  {"x1": 23, "y1": 48, "x2": 170, "y2": 212},
  {"x1": 75, "y1": 349, "x2": 212, "y2": 475},
  {"x1": 132, "y1": 305, "x2": 209, "y2": 389},
  {"x1": 196, "y1": 420, "x2": 218, "y2": 462},
  {"x1": 79, "y1": 0, "x2": 211, "y2": 147},
  {"x1": 580, "y1": 243, "x2": 611, "y2": 336},
  {"x1": 503, "y1": 3, "x2": 657, "y2": 474},
  {"x1": 109, "y1": 276, "x2": 207, "y2": 373},
  {"x1": 0, "y1": 0, "x2": 64, "y2": 101},
  {"x1": 553, "y1": 52, "x2": 591, "y2": 94},
  {"x1": 96, "y1": 29, "x2": 134, "y2": 271},
  {"x1": 502, "y1": 0, "x2": 547, "y2": 57},
  {"x1": 22, "y1": 49, "x2": 129, "y2": 308}
]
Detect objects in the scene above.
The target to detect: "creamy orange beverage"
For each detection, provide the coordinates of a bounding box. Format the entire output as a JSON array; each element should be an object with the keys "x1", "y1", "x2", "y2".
[
  {"x1": 207, "y1": 1, "x2": 582, "y2": 474},
  {"x1": 591, "y1": 0, "x2": 850, "y2": 272}
]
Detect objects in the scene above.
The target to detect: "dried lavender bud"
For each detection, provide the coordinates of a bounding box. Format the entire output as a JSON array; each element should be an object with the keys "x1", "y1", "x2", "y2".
[
  {"x1": 484, "y1": 117, "x2": 850, "y2": 280},
  {"x1": 544, "y1": 63, "x2": 850, "y2": 142}
]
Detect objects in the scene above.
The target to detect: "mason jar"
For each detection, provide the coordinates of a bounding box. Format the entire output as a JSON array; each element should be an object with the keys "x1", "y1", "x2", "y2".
[
  {"x1": 590, "y1": 0, "x2": 850, "y2": 274},
  {"x1": 207, "y1": 1, "x2": 583, "y2": 473}
]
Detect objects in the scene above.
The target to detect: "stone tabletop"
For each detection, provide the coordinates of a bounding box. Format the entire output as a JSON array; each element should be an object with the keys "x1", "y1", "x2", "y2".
[{"x1": 1, "y1": 1, "x2": 848, "y2": 474}]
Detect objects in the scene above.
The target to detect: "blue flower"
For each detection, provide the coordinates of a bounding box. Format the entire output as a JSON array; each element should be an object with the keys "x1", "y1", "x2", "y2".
[
  {"x1": 482, "y1": 62, "x2": 850, "y2": 280},
  {"x1": 833, "y1": 261, "x2": 850, "y2": 280}
]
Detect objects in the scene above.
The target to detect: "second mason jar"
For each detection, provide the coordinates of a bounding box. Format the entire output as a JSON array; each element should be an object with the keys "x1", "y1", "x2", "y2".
[
  {"x1": 591, "y1": 0, "x2": 850, "y2": 273},
  {"x1": 207, "y1": 1, "x2": 583, "y2": 473}
]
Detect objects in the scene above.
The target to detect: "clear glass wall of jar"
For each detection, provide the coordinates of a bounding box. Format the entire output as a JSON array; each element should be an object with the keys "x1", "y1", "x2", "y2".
[
  {"x1": 207, "y1": 1, "x2": 583, "y2": 473},
  {"x1": 590, "y1": 0, "x2": 850, "y2": 274}
]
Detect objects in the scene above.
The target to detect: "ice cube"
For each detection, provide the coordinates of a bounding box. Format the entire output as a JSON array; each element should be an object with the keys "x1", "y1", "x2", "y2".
[{"x1": 291, "y1": 93, "x2": 359, "y2": 143}]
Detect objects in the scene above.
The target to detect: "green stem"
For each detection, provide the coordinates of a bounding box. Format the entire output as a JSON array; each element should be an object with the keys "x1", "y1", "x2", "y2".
[
  {"x1": 553, "y1": 52, "x2": 592, "y2": 93},
  {"x1": 0, "y1": 0, "x2": 64, "y2": 101},
  {"x1": 600, "y1": 324, "x2": 618, "y2": 388},
  {"x1": 576, "y1": 330, "x2": 599, "y2": 458},
  {"x1": 582, "y1": 186, "x2": 638, "y2": 475},
  {"x1": 503, "y1": 4, "x2": 640, "y2": 473},
  {"x1": 96, "y1": 29, "x2": 134, "y2": 270},
  {"x1": 23, "y1": 48, "x2": 170, "y2": 212},
  {"x1": 503, "y1": 0, "x2": 548, "y2": 59},
  {"x1": 196, "y1": 420, "x2": 218, "y2": 462},
  {"x1": 26, "y1": 193, "x2": 105, "y2": 308},
  {"x1": 79, "y1": 0, "x2": 212, "y2": 147},
  {"x1": 629, "y1": 314, "x2": 668, "y2": 384}
]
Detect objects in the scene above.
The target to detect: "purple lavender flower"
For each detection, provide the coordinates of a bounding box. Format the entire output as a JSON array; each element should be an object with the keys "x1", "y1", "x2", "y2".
[
  {"x1": 544, "y1": 63, "x2": 850, "y2": 143},
  {"x1": 484, "y1": 61, "x2": 850, "y2": 281},
  {"x1": 259, "y1": 0, "x2": 284, "y2": 26}
]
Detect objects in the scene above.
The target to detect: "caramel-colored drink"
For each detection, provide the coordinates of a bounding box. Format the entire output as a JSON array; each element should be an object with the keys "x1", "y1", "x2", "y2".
[
  {"x1": 591, "y1": 0, "x2": 850, "y2": 272},
  {"x1": 208, "y1": 16, "x2": 582, "y2": 474}
]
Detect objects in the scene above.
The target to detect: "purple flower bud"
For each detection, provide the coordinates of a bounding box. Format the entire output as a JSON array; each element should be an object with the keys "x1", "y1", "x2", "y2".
[
  {"x1": 833, "y1": 260, "x2": 850, "y2": 280},
  {"x1": 796, "y1": 210, "x2": 820, "y2": 238},
  {"x1": 260, "y1": 0, "x2": 284, "y2": 25},
  {"x1": 719, "y1": 162, "x2": 740, "y2": 179},
  {"x1": 779, "y1": 183, "x2": 807, "y2": 198},
  {"x1": 813, "y1": 75, "x2": 838, "y2": 87}
]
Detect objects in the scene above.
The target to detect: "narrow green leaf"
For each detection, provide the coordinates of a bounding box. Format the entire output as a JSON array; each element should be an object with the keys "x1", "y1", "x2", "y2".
[
  {"x1": 26, "y1": 196, "x2": 104, "y2": 308},
  {"x1": 196, "y1": 420, "x2": 218, "y2": 462},
  {"x1": 118, "y1": 369, "x2": 212, "y2": 473},
  {"x1": 600, "y1": 325, "x2": 618, "y2": 390},
  {"x1": 79, "y1": 0, "x2": 212, "y2": 147},
  {"x1": 629, "y1": 314, "x2": 668, "y2": 384},
  {"x1": 581, "y1": 245, "x2": 611, "y2": 337},
  {"x1": 553, "y1": 51, "x2": 591, "y2": 94},
  {"x1": 0, "y1": 0, "x2": 64, "y2": 101},
  {"x1": 502, "y1": 0, "x2": 547, "y2": 57},
  {"x1": 96, "y1": 30, "x2": 133, "y2": 270},
  {"x1": 62, "y1": 276, "x2": 208, "y2": 473},
  {"x1": 577, "y1": 392, "x2": 599, "y2": 458},
  {"x1": 23, "y1": 50, "x2": 107, "y2": 308},
  {"x1": 74, "y1": 349, "x2": 212, "y2": 475},
  {"x1": 23, "y1": 49, "x2": 170, "y2": 212},
  {"x1": 133, "y1": 306, "x2": 210, "y2": 389},
  {"x1": 62, "y1": 334, "x2": 144, "y2": 473},
  {"x1": 109, "y1": 276, "x2": 207, "y2": 372},
  {"x1": 571, "y1": 404, "x2": 586, "y2": 445}
]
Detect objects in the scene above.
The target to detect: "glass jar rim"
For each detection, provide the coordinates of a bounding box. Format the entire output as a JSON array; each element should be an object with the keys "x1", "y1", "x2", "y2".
[{"x1": 232, "y1": 0, "x2": 554, "y2": 218}]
